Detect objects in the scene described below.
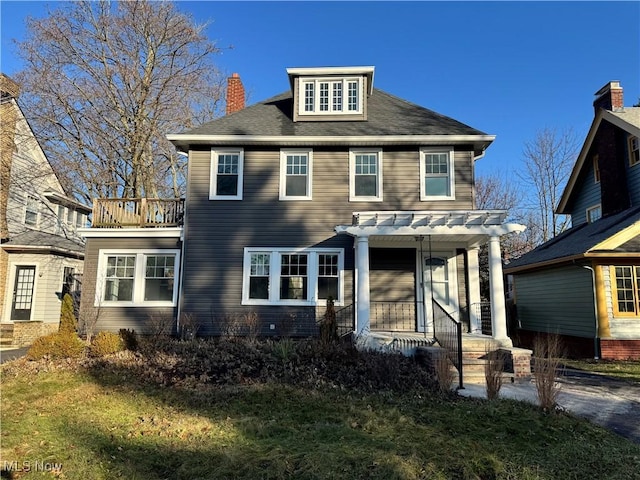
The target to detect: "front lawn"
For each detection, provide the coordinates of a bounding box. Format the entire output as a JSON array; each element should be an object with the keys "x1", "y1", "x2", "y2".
[
  {"x1": 2, "y1": 338, "x2": 639, "y2": 479},
  {"x1": 562, "y1": 358, "x2": 640, "y2": 383}
]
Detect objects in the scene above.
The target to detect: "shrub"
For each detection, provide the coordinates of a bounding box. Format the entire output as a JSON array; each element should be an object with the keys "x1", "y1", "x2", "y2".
[
  {"x1": 434, "y1": 349, "x2": 455, "y2": 394},
  {"x1": 27, "y1": 332, "x2": 85, "y2": 360},
  {"x1": 89, "y1": 331, "x2": 125, "y2": 357},
  {"x1": 320, "y1": 297, "x2": 338, "y2": 346},
  {"x1": 533, "y1": 334, "x2": 565, "y2": 411},
  {"x1": 119, "y1": 328, "x2": 138, "y2": 351},
  {"x1": 59, "y1": 293, "x2": 77, "y2": 334}
]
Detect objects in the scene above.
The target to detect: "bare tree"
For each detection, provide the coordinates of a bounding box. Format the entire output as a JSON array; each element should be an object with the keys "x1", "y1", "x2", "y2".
[
  {"x1": 518, "y1": 128, "x2": 578, "y2": 244},
  {"x1": 14, "y1": 0, "x2": 226, "y2": 202}
]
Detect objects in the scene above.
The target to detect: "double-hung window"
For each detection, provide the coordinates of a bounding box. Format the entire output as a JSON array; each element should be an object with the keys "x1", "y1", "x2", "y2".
[
  {"x1": 280, "y1": 149, "x2": 312, "y2": 200},
  {"x1": 25, "y1": 196, "x2": 39, "y2": 226},
  {"x1": 612, "y1": 266, "x2": 640, "y2": 315},
  {"x1": 243, "y1": 248, "x2": 344, "y2": 306},
  {"x1": 97, "y1": 250, "x2": 179, "y2": 306},
  {"x1": 299, "y1": 77, "x2": 362, "y2": 115},
  {"x1": 586, "y1": 205, "x2": 602, "y2": 223},
  {"x1": 420, "y1": 147, "x2": 455, "y2": 200},
  {"x1": 349, "y1": 149, "x2": 383, "y2": 201},
  {"x1": 210, "y1": 149, "x2": 244, "y2": 200},
  {"x1": 629, "y1": 136, "x2": 639, "y2": 167}
]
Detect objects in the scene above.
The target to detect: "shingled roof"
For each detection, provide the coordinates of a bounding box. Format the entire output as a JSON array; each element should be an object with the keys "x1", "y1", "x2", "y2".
[
  {"x1": 171, "y1": 88, "x2": 489, "y2": 140},
  {"x1": 2, "y1": 230, "x2": 85, "y2": 256},
  {"x1": 505, "y1": 206, "x2": 640, "y2": 273}
]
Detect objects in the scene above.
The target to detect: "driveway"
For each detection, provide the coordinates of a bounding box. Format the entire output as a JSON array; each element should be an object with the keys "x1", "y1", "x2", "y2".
[{"x1": 459, "y1": 369, "x2": 640, "y2": 444}]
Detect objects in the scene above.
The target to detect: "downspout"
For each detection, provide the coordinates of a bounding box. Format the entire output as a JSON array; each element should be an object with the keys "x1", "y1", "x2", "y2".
[{"x1": 581, "y1": 264, "x2": 600, "y2": 360}]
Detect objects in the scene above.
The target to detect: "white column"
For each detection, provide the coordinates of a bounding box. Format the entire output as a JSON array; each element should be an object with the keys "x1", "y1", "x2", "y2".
[
  {"x1": 355, "y1": 235, "x2": 371, "y2": 336},
  {"x1": 467, "y1": 247, "x2": 482, "y2": 334},
  {"x1": 488, "y1": 235, "x2": 512, "y2": 346}
]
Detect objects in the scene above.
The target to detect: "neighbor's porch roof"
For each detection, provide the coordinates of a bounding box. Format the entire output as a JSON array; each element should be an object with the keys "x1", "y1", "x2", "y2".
[{"x1": 335, "y1": 210, "x2": 526, "y2": 247}]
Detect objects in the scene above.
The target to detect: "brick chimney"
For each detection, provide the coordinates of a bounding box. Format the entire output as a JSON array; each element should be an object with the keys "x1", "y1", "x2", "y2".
[
  {"x1": 225, "y1": 73, "x2": 245, "y2": 115},
  {"x1": 593, "y1": 81, "x2": 624, "y2": 113}
]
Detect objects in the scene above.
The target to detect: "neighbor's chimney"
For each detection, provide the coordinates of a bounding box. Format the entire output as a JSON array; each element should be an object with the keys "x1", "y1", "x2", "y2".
[
  {"x1": 593, "y1": 81, "x2": 624, "y2": 113},
  {"x1": 226, "y1": 73, "x2": 245, "y2": 115}
]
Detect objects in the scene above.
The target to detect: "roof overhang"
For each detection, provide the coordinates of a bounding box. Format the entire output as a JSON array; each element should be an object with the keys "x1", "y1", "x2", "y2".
[
  {"x1": 1, "y1": 243, "x2": 84, "y2": 259},
  {"x1": 43, "y1": 189, "x2": 92, "y2": 214},
  {"x1": 335, "y1": 210, "x2": 525, "y2": 248},
  {"x1": 505, "y1": 251, "x2": 640, "y2": 275},
  {"x1": 557, "y1": 109, "x2": 640, "y2": 214},
  {"x1": 286, "y1": 66, "x2": 375, "y2": 95},
  {"x1": 78, "y1": 227, "x2": 183, "y2": 239},
  {"x1": 167, "y1": 134, "x2": 496, "y2": 154}
]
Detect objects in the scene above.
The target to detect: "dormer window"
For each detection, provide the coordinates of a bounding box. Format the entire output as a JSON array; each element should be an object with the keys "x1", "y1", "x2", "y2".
[
  {"x1": 299, "y1": 77, "x2": 362, "y2": 115},
  {"x1": 287, "y1": 66, "x2": 374, "y2": 122}
]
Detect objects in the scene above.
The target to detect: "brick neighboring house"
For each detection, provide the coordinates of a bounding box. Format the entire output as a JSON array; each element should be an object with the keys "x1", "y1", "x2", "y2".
[
  {"x1": 79, "y1": 66, "x2": 529, "y2": 378},
  {"x1": 1, "y1": 74, "x2": 91, "y2": 346},
  {"x1": 505, "y1": 81, "x2": 640, "y2": 359}
]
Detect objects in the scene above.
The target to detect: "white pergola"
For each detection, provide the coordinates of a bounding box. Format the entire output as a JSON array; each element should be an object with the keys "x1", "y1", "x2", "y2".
[{"x1": 335, "y1": 210, "x2": 526, "y2": 347}]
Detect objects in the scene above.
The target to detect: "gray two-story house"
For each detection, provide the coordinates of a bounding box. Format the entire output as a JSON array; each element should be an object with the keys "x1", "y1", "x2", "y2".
[
  {"x1": 80, "y1": 66, "x2": 525, "y2": 356},
  {"x1": 505, "y1": 81, "x2": 640, "y2": 360}
]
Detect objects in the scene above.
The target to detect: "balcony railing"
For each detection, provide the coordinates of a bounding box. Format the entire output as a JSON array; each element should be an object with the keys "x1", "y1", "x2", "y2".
[{"x1": 92, "y1": 198, "x2": 184, "y2": 228}]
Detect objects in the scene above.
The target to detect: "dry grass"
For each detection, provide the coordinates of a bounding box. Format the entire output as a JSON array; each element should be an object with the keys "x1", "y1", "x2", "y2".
[
  {"x1": 484, "y1": 347, "x2": 504, "y2": 401},
  {"x1": 434, "y1": 349, "x2": 455, "y2": 394},
  {"x1": 533, "y1": 334, "x2": 565, "y2": 411}
]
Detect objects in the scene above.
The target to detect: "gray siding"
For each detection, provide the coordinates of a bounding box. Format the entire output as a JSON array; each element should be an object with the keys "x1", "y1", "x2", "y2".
[
  {"x1": 80, "y1": 237, "x2": 180, "y2": 334},
  {"x1": 514, "y1": 266, "x2": 596, "y2": 338},
  {"x1": 182, "y1": 146, "x2": 476, "y2": 335}
]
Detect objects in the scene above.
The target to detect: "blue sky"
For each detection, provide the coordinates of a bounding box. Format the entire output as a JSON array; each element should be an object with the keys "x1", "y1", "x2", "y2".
[{"x1": 1, "y1": 1, "x2": 639, "y2": 179}]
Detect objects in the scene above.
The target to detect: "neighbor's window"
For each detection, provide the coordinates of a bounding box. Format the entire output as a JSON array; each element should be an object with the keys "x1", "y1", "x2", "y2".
[
  {"x1": 586, "y1": 205, "x2": 602, "y2": 223},
  {"x1": 280, "y1": 150, "x2": 312, "y2": 200},
  {"x1": 612, "y1": 266, "x2": 640, "y2": 315},
  {"x1": 25, "y1": 196, "x2": 39, "y2": 226},
  {"x1": 629, "y1": 136, "x2": 640, "y2": 167},
  {"x1": 99, "y1": 250, "x2": 179, "y2": 306},
  {"x1": 593, "y1": 154, "x2": 600, "y2": 182},
  {"x1": 420, "y1": 148, "x2": 455, "y2": 200},
  {"x1": 242, "y1": 248, "x2": 344, "y2": 306},
  {"x1": 210, "y1": 149, "x2": 244, "y2": 200},
  {"x1": 350, "y1": 149, "x2": 383, "y2": 201}
]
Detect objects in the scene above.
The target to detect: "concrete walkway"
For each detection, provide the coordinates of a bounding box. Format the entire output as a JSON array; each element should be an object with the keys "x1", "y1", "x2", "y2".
[{"x1": 459, "y1": 369, "x2": 640, "y2": 444}]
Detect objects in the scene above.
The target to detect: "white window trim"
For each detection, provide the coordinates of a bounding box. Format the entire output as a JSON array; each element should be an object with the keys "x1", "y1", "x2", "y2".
[
  {"x1": 95, "y1": 249, "x2": 180, "y2": 307},
  {"x1": 209, "y1": 148, "x2": 244, "y2": 200},
  {"x1": 25, "y1": 195, "x2": 39, "y2": 227},
  {"x1": 298, "y1": 77, "x2": 363, "y2": 116},
  {"x1": 279, "y1": 149, "x2": 313, "y2": 200},
  {"x1": 349, "y1": 148, "x2": 383, "y2": 202},
  {"x1": 242, "y1": 247, "x2": 344, "y2": 307},
  {"x1": 629, "y1": 136, "x2": 640, "y2": 167},
  {"x1": 420, "y1": 147, "x2": 456, "y2": 201},
  {"x1": 586, "y1": 204, "x2": 602, "y2": 223}
]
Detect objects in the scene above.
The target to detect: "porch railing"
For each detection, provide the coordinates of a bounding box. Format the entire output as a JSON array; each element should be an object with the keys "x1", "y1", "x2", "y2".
[
  {"x1": 370, "y1": 301, "x2": 416, "y2": 331},
  {"x1": 470, "y1": 301, "x2": 492, "y2": 335},
  {"x1": 433, "y1": 299, "x2": 463, "y2": 389},
  {"x1": 334, "y1": 304, "x2": 355, "y2": 337},
  {"x1": 92, "y1": 198, "x2": 185, "y2": 228}
]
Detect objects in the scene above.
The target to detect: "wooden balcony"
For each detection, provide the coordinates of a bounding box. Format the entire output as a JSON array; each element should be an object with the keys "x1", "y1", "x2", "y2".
[{"x1": 92, "y1": 198, "x2": 184, "y2": 228}]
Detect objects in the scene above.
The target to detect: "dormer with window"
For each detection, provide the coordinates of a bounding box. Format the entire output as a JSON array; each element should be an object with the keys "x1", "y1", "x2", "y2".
[{"x1": 287, "y1": 66, "x2": 374, "y2": 122}]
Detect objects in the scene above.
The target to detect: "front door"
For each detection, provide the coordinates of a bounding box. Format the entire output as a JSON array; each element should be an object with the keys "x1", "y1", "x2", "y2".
[
  {"x1": 11, "y1": 266, "x2": 36, "y2": 321},
  {"x1": 418, "y1": 254, "x2": 457, "y2": 334}
]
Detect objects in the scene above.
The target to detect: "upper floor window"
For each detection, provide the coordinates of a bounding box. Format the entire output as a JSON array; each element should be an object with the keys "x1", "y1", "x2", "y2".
[
  {"x1": 420, "y1": 147, "x2": 455, "y2": 201},
  {"x1": 97, "y1": 250, "x2": 179, "y2": 306},
  {"x1": 280, "y1": 149, "x2": 312, "y2": 200},
  {"x1": 210, "y1": 149, "x2": 244, "y2": 200},
  {"x1": 349, "y1": 149, "x2": 383, "y2": 202},
  {"x1": 593, "y1": 154, "x2": 600, "y2": 183},
  {"x1": 586, "y1": 205, "x2": 602, "y2": 223},
  {"x1": 299, "y1": 77, "x2": 362, "y2": 116},
  {"x1": 629, "y1": 136, "x2": 639, "y2": 167},
  {"x1": 25, "y1": 196, "x2": 39, "y2": 226}
]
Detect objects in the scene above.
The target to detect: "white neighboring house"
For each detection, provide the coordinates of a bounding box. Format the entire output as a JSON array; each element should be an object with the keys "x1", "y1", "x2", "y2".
[{"x1": 1, "y1": 74, "x2": 91, "y2": 346}]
